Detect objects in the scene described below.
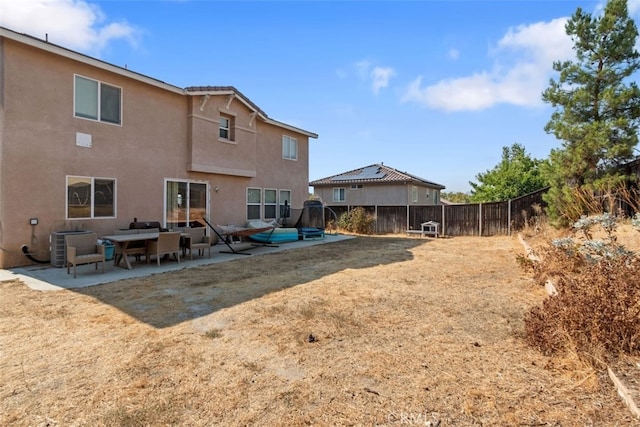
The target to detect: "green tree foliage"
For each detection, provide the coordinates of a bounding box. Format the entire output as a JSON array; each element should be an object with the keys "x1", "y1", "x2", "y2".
[
  {"x1": 468, "y1": 143, "x2": 549, "y2": 203},
  {"x1": 440, "y1": 191, "x2": 471, "y2": 204},
  {"x1": 542, "y1": 0, "x2": 640, "y2": 225}
]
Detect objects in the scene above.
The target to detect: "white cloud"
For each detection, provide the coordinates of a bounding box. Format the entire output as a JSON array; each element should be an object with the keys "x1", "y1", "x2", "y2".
[
  {"x1": 349, "y1": 59, "x2": 396, "y2": 95},
  {"x1": 447, "y1": 48, "x2": 460, "y2": 60},
  {"x1": 401, "y1": 17, "x2": 574, "y2": 112},
  {"x1": 0, "y1": 0, "x2": 139, "y2": 55},
  {"x1": 371, "y1": 66, "x2": 396, "y2": 95}
]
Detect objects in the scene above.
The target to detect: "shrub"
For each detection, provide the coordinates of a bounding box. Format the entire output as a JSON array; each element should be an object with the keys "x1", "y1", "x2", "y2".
[
  {"x1": 336, "y1": 207, "x2": 375, "y2": 234},
  {"x1": 523, "y1": 214, "x2": 640, "y2": 366}
]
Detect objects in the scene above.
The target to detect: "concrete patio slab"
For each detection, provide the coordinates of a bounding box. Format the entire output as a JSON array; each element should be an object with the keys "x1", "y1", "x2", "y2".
[{"x1": 1, "y1": 234, "x2": 352, "y2": 291}]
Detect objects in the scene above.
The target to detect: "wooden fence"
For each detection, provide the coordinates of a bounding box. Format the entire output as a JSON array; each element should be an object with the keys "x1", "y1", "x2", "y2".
[{"x1": 323, "y1": 188, "x2": 548, "y2": 236}]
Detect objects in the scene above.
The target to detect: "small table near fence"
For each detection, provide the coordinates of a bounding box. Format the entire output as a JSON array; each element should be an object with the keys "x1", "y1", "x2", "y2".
[{"x1": 406, "y1": 221, "x2": 439, "y2": 238}]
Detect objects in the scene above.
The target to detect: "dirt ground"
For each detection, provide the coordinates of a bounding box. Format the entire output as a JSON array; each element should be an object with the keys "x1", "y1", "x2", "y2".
[{"x1": 1, "y1": 233, "x2": 637, "y2": 426}]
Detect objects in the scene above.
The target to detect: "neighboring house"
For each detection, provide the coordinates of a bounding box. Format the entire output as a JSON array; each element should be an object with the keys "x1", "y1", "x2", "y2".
[
  {"x1": 0, "y1": 27, "x2": 317, "y2": 268},
  {"x1": 310, "y1": 163, "x2": 444, "y2": 234},
  {"x1": 310, "y1": 163, "x2": 445, "y2": 208}
]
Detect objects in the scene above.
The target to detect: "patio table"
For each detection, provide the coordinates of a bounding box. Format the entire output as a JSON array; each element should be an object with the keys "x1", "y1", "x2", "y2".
[
  {"x1": 103, "y1": 232, "x2": 191, "y2": 269},
  {"x1": 102, "y1": 232, "x2": 159, "y2": 270}
]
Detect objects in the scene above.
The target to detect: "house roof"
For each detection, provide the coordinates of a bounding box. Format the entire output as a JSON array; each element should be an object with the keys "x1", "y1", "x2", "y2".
[
  {"x1": 0, "y1": 26, "x2": 317, "y2": 139},
  {"x1": 310, "y1": 164, "x2": 445, "y2": 189},
  {"x1": 185, "y1": 86, "x2": 317, "y2": 138}
]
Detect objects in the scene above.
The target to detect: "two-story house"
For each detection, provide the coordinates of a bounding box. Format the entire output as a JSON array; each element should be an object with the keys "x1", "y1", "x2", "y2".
[
  {"x1": 0, "y1": 27, "x2": 317, "y2": 268},
  {"x1": 310, "y1": 164, "x2": 445, "y2": 233},
  {"x1": 311, "y1": 163, "x2": 445, "y2": 206}
]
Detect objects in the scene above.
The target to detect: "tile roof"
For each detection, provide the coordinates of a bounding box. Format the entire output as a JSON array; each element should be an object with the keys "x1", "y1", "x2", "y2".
[
  {"x1": 184, "y1": 86, "x2": 317, "y2": 138},
  {"x1": 310, "y1": 163, "x2": 445, "y2": 189}
]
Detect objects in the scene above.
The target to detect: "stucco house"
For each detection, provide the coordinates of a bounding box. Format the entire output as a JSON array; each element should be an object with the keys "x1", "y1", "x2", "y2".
[
  {"x1": 310, "y1": 163, "x2": 445, "y2": 208},
  {"x1": 0, "y1": 27, "x2": 317, "y2": 268}
]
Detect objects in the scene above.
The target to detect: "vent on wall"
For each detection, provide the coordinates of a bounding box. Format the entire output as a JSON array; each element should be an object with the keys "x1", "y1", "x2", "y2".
[{"x1": 76, "y1": 132, "x2": 92, "y2": 148}]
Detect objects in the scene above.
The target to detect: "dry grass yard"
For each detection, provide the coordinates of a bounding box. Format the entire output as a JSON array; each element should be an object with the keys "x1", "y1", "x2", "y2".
[{"x1": 1, "y1": 233, "x2": 637, "y2": 426}]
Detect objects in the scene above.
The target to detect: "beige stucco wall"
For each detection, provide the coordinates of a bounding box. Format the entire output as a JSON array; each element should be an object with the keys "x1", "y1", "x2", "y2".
[
  {"x1": 0, "y1": 35, "x2": 313, "y2": 268},
  {"x1": 313, "y1": 183, "x2": 440, "y2": 206},
  {"x1": 187, "y1": 95, "x2": 310, "y2": 226}
]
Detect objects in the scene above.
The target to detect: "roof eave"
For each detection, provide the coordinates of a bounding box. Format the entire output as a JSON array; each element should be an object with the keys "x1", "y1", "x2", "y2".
[
  {"x1": 0, "y1": 27, "x2": 185, "y2": 95},
  {"x1": 264, "y1": 118, "x2": 318, "y2": 139},
  {"x1": 1, "y1": 27, "x2": 319, "y2": 139}
]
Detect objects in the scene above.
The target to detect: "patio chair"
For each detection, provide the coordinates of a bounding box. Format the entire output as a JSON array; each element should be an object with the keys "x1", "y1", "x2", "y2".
[
  {"x1": 112, "y1": 229, "x2": 147, "y2": 264},
  {"x1": 185, "y1": 227, "x2": 212, "y2": 259},
  {"x1": 65, "y1": 232, "x2": 105, "y2": 278},
  {"x1": 147, "y1": 231, "x2": 181, "y2": 266}
]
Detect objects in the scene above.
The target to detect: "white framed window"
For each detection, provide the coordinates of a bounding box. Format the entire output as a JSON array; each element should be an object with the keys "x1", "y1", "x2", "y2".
[
  {"x1": 247, "y1": 188, "x2": 262, "y2": 220},
  {"x1": 279, "y1": 190, "x2": 291, "y2": 220},
  {"x1": 264, "y1": 189, "x2": 277, "y2": 219},
  {"x1": 74, "y1": 75, "x2": 121, "y2": 125},
  {"x1": 411, "y1": 186, "x2": 418, "y2": 203},
  {"x1": 219, "y1": 117, "x2": 229, "y2": 139},
  {"x1": 350, "y1": 184, "x2": 363, "y2": 189},
  {"x1": 66, "y1": 176, "x2": 116, "y2": 219},
  {"x1": 333, "y1": 188, "x2": 346, "y2": 202},
  {"x1": 282, "y1": 135, "x2": 298, "y2": 160},
  {"x1": 219, "y1": 114, "x2": 234, "y2": 140}
]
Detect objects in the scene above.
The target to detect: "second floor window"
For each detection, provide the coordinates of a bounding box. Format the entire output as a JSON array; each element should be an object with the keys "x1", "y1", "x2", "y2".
[
  {"x1": 411, "y1": 186, "x2": 418, "y2": 203},
  {"x1": 333, "y1": 188, "x2": 345, "y2": 202},
  {"x1": 74, "y1": 75, "x2": 121, "y2": 125},
  {"x1": 282, "y1": 135, "x2": 298, "y2": 160},
  {"x1": 219, "y1": 116, "x2": 232, "y2": 140}
]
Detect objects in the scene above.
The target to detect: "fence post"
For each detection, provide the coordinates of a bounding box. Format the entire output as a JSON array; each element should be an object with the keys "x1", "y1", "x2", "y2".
[
  {"x1": 406, "y1": 204, "x2": 410, "y2": 232},
  {"x1": 375, "y1": 205, "x2": 379, "y2": 233},
  {"x1": 508, "y1": 199, "x2": 512, "y2": 236},
  {"x1": 442, "y1": 204, "x2": 445, "y2": 237},
  {"x1": 479, "y1": 203, "x2": 483, "y2": 236}
]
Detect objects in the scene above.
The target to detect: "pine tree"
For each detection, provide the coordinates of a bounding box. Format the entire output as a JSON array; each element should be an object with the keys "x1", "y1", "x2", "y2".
[{"x1": 542, "y1": 0, "x2": 640, "y2": 225}]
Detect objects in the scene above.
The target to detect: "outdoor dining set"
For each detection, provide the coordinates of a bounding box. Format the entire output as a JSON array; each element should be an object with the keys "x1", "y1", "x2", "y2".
[{"x1": 65, "y1": 225, "x2": 214, "y2": 278}]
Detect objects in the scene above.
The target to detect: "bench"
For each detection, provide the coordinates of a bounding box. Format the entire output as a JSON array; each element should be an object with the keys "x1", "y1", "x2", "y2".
[{"x1": 65, "y1": 232, "x2": 106, "y2": 278}]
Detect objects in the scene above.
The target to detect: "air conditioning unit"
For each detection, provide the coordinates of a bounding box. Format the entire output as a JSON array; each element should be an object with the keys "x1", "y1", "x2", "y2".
[{"x1": 49, "y1": 230, "x2": 92, "y2": 268}]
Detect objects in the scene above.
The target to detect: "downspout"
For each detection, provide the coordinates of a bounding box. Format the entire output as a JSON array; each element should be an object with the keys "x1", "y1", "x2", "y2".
[
  {"x1": 406, "y1": 203, "x2": 410, "y2": 231},
  {"x1": 406, "y1": 184, "x2": 411, "y2": 231}
]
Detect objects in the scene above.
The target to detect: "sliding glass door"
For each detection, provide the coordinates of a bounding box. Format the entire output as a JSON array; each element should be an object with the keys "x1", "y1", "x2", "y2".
[{"x1": 165, "y1": 180, "x2": 208, "y2": 228}]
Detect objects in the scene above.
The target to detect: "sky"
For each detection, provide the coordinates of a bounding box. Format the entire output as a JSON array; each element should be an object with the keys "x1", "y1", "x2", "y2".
[{"x1": 2, "y1": 0, "x2": 638, "y2": 193}]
